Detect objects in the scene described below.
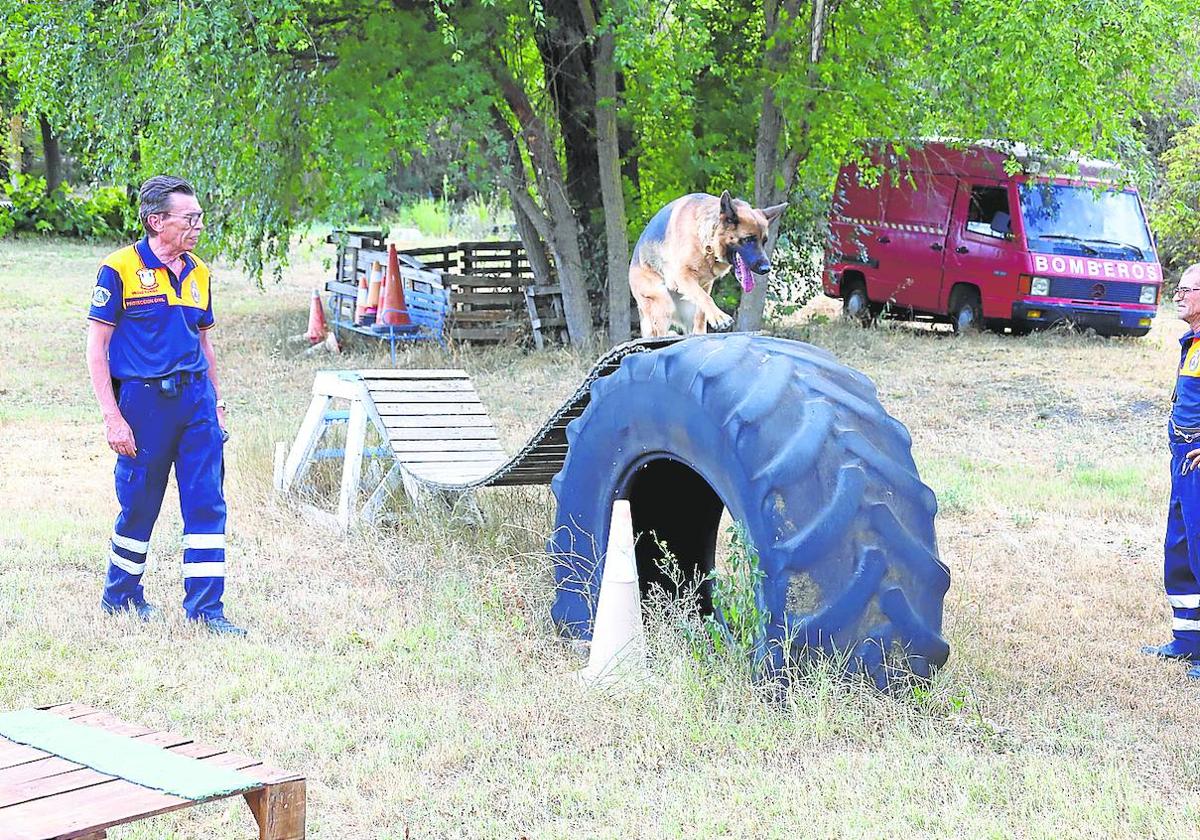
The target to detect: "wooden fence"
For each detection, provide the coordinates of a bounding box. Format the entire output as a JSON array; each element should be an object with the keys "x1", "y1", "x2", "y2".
[{"x1": 327, "y1": 233, "x2": 566, "y2": 346}]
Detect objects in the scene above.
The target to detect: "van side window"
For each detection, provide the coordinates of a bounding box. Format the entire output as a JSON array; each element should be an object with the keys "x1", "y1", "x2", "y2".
[{"x1": 965, "y1": 186, "x2": 1011, "y2": 239}]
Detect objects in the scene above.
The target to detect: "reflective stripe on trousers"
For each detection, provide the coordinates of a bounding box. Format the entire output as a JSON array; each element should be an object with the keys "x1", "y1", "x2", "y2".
[
  {"x1": 103, "y1": 377, "x2": 227, "y2": 619},
  {"x1": 1165, "y1": 440, "x2": 1200, "y2": 647}
]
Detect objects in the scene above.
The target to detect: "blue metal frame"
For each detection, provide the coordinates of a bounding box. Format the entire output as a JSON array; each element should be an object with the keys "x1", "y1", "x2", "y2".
[{"x1": 327, "y1": 284, "x2": 451, "y2": 364}]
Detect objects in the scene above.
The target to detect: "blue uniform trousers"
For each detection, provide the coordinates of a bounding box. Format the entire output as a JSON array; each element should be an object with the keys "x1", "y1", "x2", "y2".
[
  {"x1": 1164, "y1": 440, "x2": 1200, "y2": 652},
  {"x1": 102, "y1": 376, "x2": 227, "y2": 620}
]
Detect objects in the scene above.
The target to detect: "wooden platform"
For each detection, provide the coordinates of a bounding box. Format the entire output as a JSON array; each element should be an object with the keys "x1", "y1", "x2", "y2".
[{"x1": 0, "y1": 704, "x2": 304, "y2": 840}]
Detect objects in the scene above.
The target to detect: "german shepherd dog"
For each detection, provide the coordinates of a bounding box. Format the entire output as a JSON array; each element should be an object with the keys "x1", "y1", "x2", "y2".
[{"x1": 629, "y1": 191, "x2": 787, "y2": 337}]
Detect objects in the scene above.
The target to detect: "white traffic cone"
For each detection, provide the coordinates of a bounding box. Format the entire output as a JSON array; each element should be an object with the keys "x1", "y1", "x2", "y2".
[{"x1": 577, "y1": 500, "x2": 646, "y2": 686}]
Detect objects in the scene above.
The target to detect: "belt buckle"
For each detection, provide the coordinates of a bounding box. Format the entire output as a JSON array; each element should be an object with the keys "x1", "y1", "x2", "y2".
[
  {"x1": 159, "y1": 375, "x2": 180, "y2": 398},
  {"x1": 1173, "y1": 420, "x2": 1200, "y2": 443}
]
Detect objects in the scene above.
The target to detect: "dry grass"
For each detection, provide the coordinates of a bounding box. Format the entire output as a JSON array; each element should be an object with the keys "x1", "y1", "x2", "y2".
[{"x1": 1, "y1": 236, "x2": 1199, "y2": 838}]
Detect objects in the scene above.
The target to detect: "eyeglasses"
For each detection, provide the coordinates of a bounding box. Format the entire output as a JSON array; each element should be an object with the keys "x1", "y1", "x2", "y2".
[
  {"x1": 159, "y1": 212, "x2": 205, "y2": 229},
  {"x1": 1175, "y1": 286, "x2": 1200, "y2": 296}
]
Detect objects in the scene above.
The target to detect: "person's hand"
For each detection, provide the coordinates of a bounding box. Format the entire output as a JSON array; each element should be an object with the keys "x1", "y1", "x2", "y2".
[
  {"x1": 216, "y1": 405, "x2": 227, "y2": 433},
  {"x1": 1183, "y1": 448, "x2": 1200, "y2": 476},
  {"x1": 104, "y1": 413, "x2": 136, "y2": 458}
]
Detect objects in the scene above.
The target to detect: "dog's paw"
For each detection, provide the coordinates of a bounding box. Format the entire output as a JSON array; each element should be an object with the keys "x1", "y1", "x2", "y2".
[{"x1": 708, "y1": 311, "x2": 735, "y2": 332}]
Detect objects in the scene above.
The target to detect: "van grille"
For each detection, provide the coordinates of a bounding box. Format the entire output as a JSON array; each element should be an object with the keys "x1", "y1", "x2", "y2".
[{"x1": 1048, "y1": 277, "x2": 1144, "y2": 304}]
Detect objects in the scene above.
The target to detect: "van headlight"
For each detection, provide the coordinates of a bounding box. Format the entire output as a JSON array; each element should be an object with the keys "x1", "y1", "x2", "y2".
[
  {"x1": 1030, "y1": 276, "x2": 1051, "y2": 296},
  {"x1": 1140, "y1": 285, "x2": 1157, "y2": 305}
]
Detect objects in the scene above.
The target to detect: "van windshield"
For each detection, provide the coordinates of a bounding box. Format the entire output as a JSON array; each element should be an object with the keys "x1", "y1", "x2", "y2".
[{"x1": 1018, "y1": 182, "x2": 1153, "y2": 260}]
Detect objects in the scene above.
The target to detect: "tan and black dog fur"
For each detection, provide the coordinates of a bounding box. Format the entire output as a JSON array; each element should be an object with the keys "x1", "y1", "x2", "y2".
[{"x1": 629, "y1": 191, "x2": 787, "y2": 337}]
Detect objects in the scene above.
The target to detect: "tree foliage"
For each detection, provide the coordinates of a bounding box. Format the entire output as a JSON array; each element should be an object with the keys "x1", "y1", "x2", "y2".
[
  {"x1": 0, "y1": 0, "x2": 1196, "y2": 342},
  {"x1": 1155, "y1": 124, "x2": 1200, "y2": 274}
]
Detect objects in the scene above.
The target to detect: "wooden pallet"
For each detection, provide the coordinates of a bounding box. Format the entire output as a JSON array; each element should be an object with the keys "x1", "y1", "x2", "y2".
[
  {"x1": 441, "y1": 273, "x2": 532, "y2": 344},
  {"x1": 326, "y1": 235, "x2": 562, "y2": 346},
  {"x1": 0, "y1": 704, "x2": 304, "y2": 840}
]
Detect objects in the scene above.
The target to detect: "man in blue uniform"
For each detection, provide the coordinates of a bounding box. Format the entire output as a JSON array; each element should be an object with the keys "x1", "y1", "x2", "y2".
[
  {"x1": 1144, "y1": 262, "x2": 1200, "y2": 678},
  {"x1": 85, "y1": 175, "x2": 245, "y2": 636}
]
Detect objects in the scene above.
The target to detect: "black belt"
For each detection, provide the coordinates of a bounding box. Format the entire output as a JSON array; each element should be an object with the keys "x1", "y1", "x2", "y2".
[
  {"x1": 122, "y1": 371, "x2": 206, "y2": 385},
  {"x1": 119, "y1": 370, "x2": 206, "y2": 398}
]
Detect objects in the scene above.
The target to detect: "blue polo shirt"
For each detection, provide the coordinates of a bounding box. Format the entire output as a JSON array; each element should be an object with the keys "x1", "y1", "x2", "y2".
[
  {"x1": 1173, "y1": 330, "x2": 1200, "y2": 432},
  {"x1": 87, "y1": 237, "x2": 214, "y2": 380}
]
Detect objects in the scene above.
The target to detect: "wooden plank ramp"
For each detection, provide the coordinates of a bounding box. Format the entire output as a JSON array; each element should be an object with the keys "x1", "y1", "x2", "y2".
[
  {"x1": 0, "y1": 704, "x2": 303, "y2": 840},
  {"x1": 359, "y1": 369, "x2": 508, "y2": 488},
  {"x1": 366, "y1": 336, "x2": 684, "y2": 496},
  {"x1": 277, "y1": 337, "x2": 684, "y2": 528}
]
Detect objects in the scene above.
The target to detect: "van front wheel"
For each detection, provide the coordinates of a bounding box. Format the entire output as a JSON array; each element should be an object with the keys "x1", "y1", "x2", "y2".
[
  {"x1": 949, "y1": 289, "x2": 982, "y2": 334},
  {"x1": 843, "y1": 284, "x2": 873, "y2": 325}
]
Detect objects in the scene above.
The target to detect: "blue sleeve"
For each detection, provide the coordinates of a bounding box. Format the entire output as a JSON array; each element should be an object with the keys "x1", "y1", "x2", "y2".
[
  {"x1": 87, "y1": 266, "x2": 121, "y2": 325},
  {"x1": 199, "y1": 282, "x2": 215, "y2": 330}
]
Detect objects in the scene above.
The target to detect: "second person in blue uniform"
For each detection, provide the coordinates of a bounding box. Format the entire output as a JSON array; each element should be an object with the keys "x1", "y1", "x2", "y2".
[
  {"x1": 1144, "y1": 262, "x2": 1200, "y2": 678},
  {"x1": 84, "y1": 175, "x2": 245, "y2": 636}
]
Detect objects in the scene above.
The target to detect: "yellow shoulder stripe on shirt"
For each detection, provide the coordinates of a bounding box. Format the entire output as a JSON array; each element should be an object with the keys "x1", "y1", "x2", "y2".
[
  {"x1": 1181, "y1": 338, "x2": 1200, "y2": 378},
  {"x1": 102, "y1": 245, "x2": 211, "y2": 311}
]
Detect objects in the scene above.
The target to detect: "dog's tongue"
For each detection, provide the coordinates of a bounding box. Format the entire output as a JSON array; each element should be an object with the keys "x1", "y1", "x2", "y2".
[{"x1": 734, "y1": 253, "x2": 755, "y2": 293}]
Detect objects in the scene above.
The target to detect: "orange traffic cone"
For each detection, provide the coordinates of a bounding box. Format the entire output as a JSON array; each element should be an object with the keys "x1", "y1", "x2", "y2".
[
  {"x1": 379, "y1": 244, "x2": 411, "y2": 327},
  {"x1": 365, "y1": 261, "x2": 383, "y2": 321},
  {"x1": 305, "y1": 288, "x2": 327, "y2": 344},
  {"x1": 353, "y1": 272, "x2": 369, "y2": 325},
  {"x1": 373, "y1": 262, "x2": 387, "y2": 326}
]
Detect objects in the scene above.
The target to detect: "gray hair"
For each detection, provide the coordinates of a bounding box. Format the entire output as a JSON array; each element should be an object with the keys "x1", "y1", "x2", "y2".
[
  {"x1": 138, "y1": 175, "x2": 196, "y2": 234},
  {"x1": 1183, "y1": 263, "x2": 1200, "y2": 287}
]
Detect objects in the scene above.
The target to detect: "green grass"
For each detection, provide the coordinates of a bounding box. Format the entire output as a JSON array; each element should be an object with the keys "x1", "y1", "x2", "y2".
[
  {"x1": 1, "y1": 236, "x2": 1199, "y2": 837},
  {"x1": 387, "y1": 193, "x2": 514, "y2": 241}
]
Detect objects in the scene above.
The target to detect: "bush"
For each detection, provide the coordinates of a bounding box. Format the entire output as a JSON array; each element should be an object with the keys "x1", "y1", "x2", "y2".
[
  {"x1": 0, "y1": 175, "x2": 140, "y2": 241},
  {"x1": 1153, "y1": 124, "x2": 1200, "y2": 275},
  {"x1": 394, "y1": 196, "x2": 451, "y2": 238}
]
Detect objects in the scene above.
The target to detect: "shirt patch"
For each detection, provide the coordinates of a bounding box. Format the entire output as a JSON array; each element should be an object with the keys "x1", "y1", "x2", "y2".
[
  {"x1": 136, "y1": 268, "x2": 158, "y2": 290},
  {"x1": 189, "y1": 278, "x2": 199, "y2": 303},
  {"x1": 127, "y1": 294, "x2": 168, "y2": 308},
  {"x1": 91, "y1": 286, "x2": 111, "y2": 307}
]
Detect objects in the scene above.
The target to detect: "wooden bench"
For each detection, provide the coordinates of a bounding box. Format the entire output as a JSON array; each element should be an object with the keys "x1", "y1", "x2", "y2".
[{"x1": 0, "y1": 703, "x2": 304, "y2": 840}]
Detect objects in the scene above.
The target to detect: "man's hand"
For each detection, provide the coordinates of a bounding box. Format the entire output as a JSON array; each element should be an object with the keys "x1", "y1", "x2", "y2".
[
  {"x1": 216, "y1": 405, "x2": 227, "y2": 433},
  {"x1": 105, "y1": 412, "x2": 137, "y2": 458},
  {"x1": 1184, "y1": 448, "x2": 1200, "y2": 475}
]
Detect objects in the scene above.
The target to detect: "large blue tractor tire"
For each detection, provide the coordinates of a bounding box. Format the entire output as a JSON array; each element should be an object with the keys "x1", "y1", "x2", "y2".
[{"x1": 548, "y1": 334, "x2": 950, "y2": 690}]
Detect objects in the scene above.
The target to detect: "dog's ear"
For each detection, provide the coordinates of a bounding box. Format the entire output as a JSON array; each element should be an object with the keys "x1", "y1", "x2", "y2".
[
  {"x1": 719, "y1": 190, "x2": 738, "y2": 226},
  {"x1": 760, "y1": 202, "x2": 788, "y2": 224}
]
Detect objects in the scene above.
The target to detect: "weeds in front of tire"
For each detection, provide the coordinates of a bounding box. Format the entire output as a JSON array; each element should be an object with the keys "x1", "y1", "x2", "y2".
[
  {"x1": 645, "y1": 522, "x2": 772, "y2": 685},
  {"x1": 705, "y1": 521, "x2": 771, "y2": 666}
]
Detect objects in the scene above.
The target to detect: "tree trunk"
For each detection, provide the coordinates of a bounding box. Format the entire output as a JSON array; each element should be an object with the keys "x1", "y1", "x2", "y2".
[
  {"x1": 737, "y1": 85, "x2": 789, "y2": 331},
  {"x1": 39, "y1": 114, "x2": 62, "y2": 194},
  {"x1": 491, "y1": 71, "x2": 594, "y2": 346},
  {"x1": 736, "y1": 0, "x2": 824, "y2": 331},
  {"x1": 513, "y1": 200, "x2": 554, "y2": 287},
  {"x1": 8, "y1": 115, "x2": 23, "y2": 188},
  {"x1": 534, "y1": 0, "x2": 606, "y2": 285},
  {"x1": 578, "y1": 0, "x2": 631, "y2": 345}
]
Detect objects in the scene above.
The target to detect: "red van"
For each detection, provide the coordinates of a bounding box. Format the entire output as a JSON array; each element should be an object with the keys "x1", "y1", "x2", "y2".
[{"x1": 823, "y1": 141, "x2": 1162, "y2": 336}]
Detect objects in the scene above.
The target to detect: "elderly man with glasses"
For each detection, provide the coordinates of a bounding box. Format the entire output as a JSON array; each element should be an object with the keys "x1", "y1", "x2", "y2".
[
  {"x1": 84, "y1": 175, "x2": 245, "y2": 636},
  {"x1": 1143, "y1": 263, "x2": 1200, "y2": 678}
]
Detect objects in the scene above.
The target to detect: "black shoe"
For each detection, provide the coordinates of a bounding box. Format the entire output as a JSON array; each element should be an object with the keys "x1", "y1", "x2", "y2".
[
  {"x1": 1140, "y1": 640, "x2": 1200, "y2": 662},
  {"x1": 101, "y1": 598, "x2": 159, "y2": 621},
  {"x1": 198, "y1": 615, "x2": 247, "y2": 637}
]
